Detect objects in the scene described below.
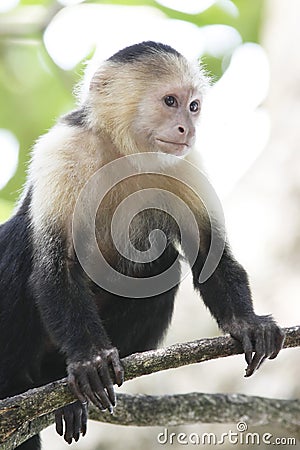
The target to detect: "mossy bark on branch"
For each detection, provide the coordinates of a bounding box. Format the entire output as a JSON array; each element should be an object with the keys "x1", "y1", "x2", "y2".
[{"x1": 0, "y1": 326, "x2": 299, "y2": 449}]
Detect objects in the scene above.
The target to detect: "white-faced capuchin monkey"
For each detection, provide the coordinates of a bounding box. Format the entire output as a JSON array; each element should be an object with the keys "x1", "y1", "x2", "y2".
[{"x1": 0, "y1": 42, "x2": 284, "y2": 449}]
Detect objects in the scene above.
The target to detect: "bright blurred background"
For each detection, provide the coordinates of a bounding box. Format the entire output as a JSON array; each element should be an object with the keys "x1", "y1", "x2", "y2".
[{"x1": 0, "y1": 0, "x2": 299, "y2": 449}]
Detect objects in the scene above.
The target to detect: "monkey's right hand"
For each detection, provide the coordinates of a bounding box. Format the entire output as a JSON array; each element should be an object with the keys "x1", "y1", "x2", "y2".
[{"x1": 67, "y1": 347, "x2": 124, "y2": 413}]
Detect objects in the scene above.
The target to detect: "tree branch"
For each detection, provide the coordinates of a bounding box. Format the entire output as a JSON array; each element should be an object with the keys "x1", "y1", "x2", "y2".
[{"x1": 0, "y1": 326, "x2": 299, "y2": 448}]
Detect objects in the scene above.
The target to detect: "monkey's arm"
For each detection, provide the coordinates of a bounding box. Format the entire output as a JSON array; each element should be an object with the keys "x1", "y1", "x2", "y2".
[
  {"x1": 185, "y1": 240, "x2": 284, "y2": 377},
  {"x1": 30, "y1": 232, "x2": 124, "y2": 409}
]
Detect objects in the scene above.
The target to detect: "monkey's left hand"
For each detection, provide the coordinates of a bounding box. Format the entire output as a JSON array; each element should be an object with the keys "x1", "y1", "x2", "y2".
[
  {"x1": 55, "y1": 400, "x2": 88, "y2": 444},
  {"x1": 224, "y1": 315, "x2": 285, "y2": 377}
]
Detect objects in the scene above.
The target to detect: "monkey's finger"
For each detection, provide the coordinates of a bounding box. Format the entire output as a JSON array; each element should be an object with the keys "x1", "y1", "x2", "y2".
[
  {"x1": 264, "y1": 327, "x2": 273, "y2": 358},
  {"x1": 81, "y1": 402, "x2": 88, "y2": 436},
  {"x1": 87, "y1": 369, "x2": 112, "y2": 411},
  {"x1": 110, "y1": 351, "x2": 124, "y2": 387},
  {"x1": 245, "y1": 351, "x2": 265, "y2": 377},
  {"x1": 241, "y1": 333, "x2": 253, "y2": 366},
  {"x1": 73, "y1": 405, "x2": 82, "y2": 442},
  {"x1": 99, "y1": 366, "x2": 116, "y2": 409},
  {"x1": 245, "y1": 329, "x2": 265, "y2": 377},
  {"x1": 257, "y1": 356, "x2": 267, "y2": 370},
  {"x1": 55, "y1": 409, "x2": 64, "y2": 436},
  {"x1": 68, "y1": 373, "x2": 87, "y2": 405},
  {"x1": 269, "y1": 349, "x2": 281, "y2": 359},
  {"x1": 82, "y1": 381, "x2": 107, "y2": 411},
  {"x1": 246, "y1": 353, "x2": 265, "y2": 376},
  {"x1": 71, "y1": 371, "x2": 105, "y2": 411},
  {"x1": 269, "y1": 350, "x2": 280, "y2": 359},
  {"x1": 256, "y1": 328, "x2": 272, "y2": 370},
  {"x1": 269, "y1": 328, "x2": 285, "y2": 359},
  {"x1": 245, "y1": 351, "x2": 253, "y2": 367},
  {"x1": 63, "y1": 407, "x2": 75, "y2": 445}
]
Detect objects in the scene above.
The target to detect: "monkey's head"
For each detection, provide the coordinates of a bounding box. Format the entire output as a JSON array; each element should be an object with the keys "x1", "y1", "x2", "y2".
[{"x1": 87, "y1": 41, "x2": 209, "y2": 159}]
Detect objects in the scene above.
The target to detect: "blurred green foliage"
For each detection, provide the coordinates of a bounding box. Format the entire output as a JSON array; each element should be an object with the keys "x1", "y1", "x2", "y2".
[
  {"x1": 0, "y1": 198, "x2": 14, "y2": 221},
  {"x1": 0, "y1": 0, "x2": 264, "y2": 220}
]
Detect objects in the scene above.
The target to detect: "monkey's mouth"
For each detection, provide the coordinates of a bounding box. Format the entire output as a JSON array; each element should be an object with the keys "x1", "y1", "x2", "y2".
[{"x1": 156, "y1": 139, "x2": 189, "y2": 156}]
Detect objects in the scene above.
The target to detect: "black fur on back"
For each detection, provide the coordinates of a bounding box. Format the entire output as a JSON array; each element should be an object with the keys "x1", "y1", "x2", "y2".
[
  {"x1": 107, "y1": 41, "x2": 181, "y2": 64},
  {"x1": 0, "y1": 191, "x2": 45, "y2": 398}
]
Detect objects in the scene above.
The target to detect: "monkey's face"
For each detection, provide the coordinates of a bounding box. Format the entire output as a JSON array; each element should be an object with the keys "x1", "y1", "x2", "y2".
[{"x1": 132, "y1": 84, "x2": 201, "y2": 158}]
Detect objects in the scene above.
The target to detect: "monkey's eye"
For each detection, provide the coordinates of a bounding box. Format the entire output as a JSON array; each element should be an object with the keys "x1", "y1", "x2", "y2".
[
  {"x1": 189, "y1": 100, "x2": 200, "y2": 113},
  {"x1": 164, "y1": 96, "x2": 177, "y2": 107}
]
